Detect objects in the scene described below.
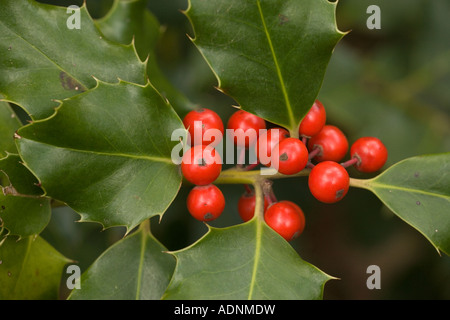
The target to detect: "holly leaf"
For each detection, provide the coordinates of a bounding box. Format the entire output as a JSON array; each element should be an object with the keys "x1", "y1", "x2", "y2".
[
  {"x1": 0, "y1": 101, "x2": 21, "y2": 157},
  {"x1": 68, "y1": 221, "x2": 175, "y2": 300},
  {"x1": 351, "y1": 153, "x2": 450, "y2": 255},
  {"x1": 0, "y1": 102, "x2": 51, "y2": 238},
  {"x1": 0, "y1": 0, "x2": 147, "y2": 120},
  {"x1": 0, "y1": 154, "x2": 51, "y2": 238},
  {"x1": 0, "y1": 235, "x2": 70, "y2": 300},
  {"x1": 95, "y1": 0, "x2": 158, "y2": 61},
  {"x1": 16, "y1": 80, "x2": 184, "y2": 232},
  {"x1": 163, "y1": 219, "x2": 333, "y2": 300},
  {"x1": 95, "y1": 0, "x2": 196, "y2": 116},
  {"x1": 185, "y1": 0, "x2": 344, "y2": 133}
]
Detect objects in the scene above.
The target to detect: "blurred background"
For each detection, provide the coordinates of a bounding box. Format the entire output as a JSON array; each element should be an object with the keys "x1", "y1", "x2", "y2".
[{"x1": 38, "y1": 0, "x2": 450, "y2": 299}]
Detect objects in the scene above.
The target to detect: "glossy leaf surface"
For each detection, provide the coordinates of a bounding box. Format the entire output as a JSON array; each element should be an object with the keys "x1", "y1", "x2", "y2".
[
  {"x1": 0, "y1": 0, "x2": 146, "y2": 119},
  {"x1": 69, "y1": 221, "x2": 175, "y2": 300},
  {"x1": 0, "y1": 235, "x2": 70, "y2": 300},
  {"x1": 352, "y1": 153, "x2": 450, "y2": 255},
  {"x1": 163, "y1": 219, "x2": 332, "y2": 300},
  {"x1": 186, "y1": 0, "x2": 344, "y2": 133},
  {"x1": 16, "y1": 81, "x2": 184, "y2": 232}
]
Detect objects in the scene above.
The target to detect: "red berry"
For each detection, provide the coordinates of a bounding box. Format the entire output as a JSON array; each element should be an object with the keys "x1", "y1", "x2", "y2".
[
  {"x1": 227, "y1": 110, "x2": 266, "y2": 148},
  {"x1": 350, "y1": 137, "x2": 388, "y2": 173},
  {"x1": 187, "y1": 184, "x2": 225, "y2": 221},
  {"x1": 271, "y1": 138, "x2": 309, "y2": 175},
  {"x1": 308, "y1": 125, "x2": 348, "y2": 163},
  {"x1": 264, "y1": 201, "x2": 306, "y2": 241},
  {"x1": 181, "y1": 145, "x2": 222, "y2": 185},
  {"x1": 183, "y1": 108, "x2": 224, "y2": 146},
  {"x1": 256, "y1": 128, "x2": 290, "y2": 166},
  {"x1": 308, "y1": 161, "x2": 349, "y2": 203},
  {"x1": 299, "y1": 100, "x2": 326, "y2": 138},
  {"x1": 237, "y1": 191, "x2": 269, "y2": 222}
]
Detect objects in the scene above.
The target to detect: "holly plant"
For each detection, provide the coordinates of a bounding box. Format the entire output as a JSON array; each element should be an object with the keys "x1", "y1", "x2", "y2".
[{"x1": 0, "y1": 0, "x2": 449, "y2": 300}]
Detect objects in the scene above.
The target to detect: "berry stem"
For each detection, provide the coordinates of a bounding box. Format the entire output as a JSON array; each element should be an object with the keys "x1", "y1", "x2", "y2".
[
  {"x1": 306, "y1": 162, "x2": 315, "y2": 169},
  {"x1": 243, "y1": 184, "x2": 253, "y2": 194},
  {"x1": 341, "y1": 157, "x2": 358, "y2": 168},
  {"x1": 308, "y1": 146, "x2": 321, "y2": 160},
  {"x1": 237, "y1": 147, "x2": 246, "y2": 168},
  {"x1": 262, "y1": 179, "x2": 276, "y2": 205},
  {"x1": 267, "y1": 189, "x2": 277, "y2": 205},
  {"x1": 245, "y1": 161, "x2": 260, "y2": 171}
]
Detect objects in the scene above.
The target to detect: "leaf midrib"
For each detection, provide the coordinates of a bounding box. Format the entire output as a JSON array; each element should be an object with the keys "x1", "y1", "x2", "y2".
[
  {"x1": 247, "y1": 219, "x2": 262, "y2": 300},
  {"x1": 21, "y1": 138, "x2": 174, "y2": 165},
  {"x1": 12, "y1": 237, "x2": 32, "y2": 299},
  {"x1": 369, "y1": 180, "x2": 450, "y2": 200},
  {"x1": 135, "y1": 228, "x2": 147, "y2": 300},
  {"x1": 256, "y1": 0, "x2": 295, "y2": 130},
  {"x1": 0, "y1": 19, "x2": 88, "y2": 91}
]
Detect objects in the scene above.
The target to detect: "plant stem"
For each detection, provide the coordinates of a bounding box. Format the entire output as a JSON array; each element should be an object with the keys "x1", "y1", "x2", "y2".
[
  {"x1": 245, "y1": 161, "x2": 260, "y2": 171},
  {"x1": 214, "y1": 167, "x2": 311, "y2": 185},
  {"x1": 349, "y1": 177, "x2": 371, "y2": 189},
  {"x1": 139, "y1": 218, "x2": 151, "y2": 232},
  {"x1": 289, "y1": 126, "x2": 300, "y2": 139},
  {"x1": 214, "y1": 168, "x2": 259, "y2": 185},
  {"x1": 253, "y1": 179, "x2": 265, "y2": 220},
  {"x1": 243, "y1": 184, "x2": 253, "y2": 194},
  {"x1": 341, "y1": 157, "x2": 358, "y2": 168},
  {"x1": 308, "y1": 147, "x2": 321, "y2": 160},
  {"x1": 237, "y1": 147, "x2": 246, "y2": 168},
  {"x1": 266, "y1": 186, "x2": 277, "y2": 205}
]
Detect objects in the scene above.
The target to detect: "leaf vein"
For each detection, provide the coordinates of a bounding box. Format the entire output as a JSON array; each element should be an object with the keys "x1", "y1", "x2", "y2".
[
  {"x1": 370, "y1": 181, "x2": 450, "y2": 200},
  {"x1": 22, "y1": 139, "x2": 174, "y2": 164},
  {"x1": 256, "y1": 0, "x2": 295, "y2": 130}
]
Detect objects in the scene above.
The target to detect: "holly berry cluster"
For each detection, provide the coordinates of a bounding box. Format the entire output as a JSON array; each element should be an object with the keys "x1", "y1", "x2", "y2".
[{"x1": 180, "y1": 101, "x2": 388, "y2": 242}]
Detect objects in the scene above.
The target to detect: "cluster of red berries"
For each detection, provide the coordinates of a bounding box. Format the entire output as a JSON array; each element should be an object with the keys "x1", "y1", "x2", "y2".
[{"x1": 180, "y1": 100, "x2": 388, "y2": 242}]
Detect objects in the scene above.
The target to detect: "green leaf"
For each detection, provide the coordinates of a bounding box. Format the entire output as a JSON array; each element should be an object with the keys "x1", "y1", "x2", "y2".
[
  {"x1": 16, "y1": 80, "x2": 184, "y2": 232},
  {"x1": 95, "y1": 0, "x2": 196, "y2": 116},
  {"x1": 351, "y1": 153, "x2": 450, "y2": 255},
  {"x1": 0, "y1": 235, "x2": 70, "y2": 300},
  {"x1": 163, "y1": 219, "x2": 333, "y2": 300},
  {"x1": 319, "y1": 45, "x2": 450, "y2": 166},
  {"x1": 1, "y1": 154, "x2": 43, "y2": 196},
  {"x1": 68, "y1": 220, "x2": 175, "y2": 300},
  {"x1": 0, "y1": 0, "x2": 146, "y2": 120},
  {"x1": 0, "y1": 101, "x2": 21, "y2": 157},
  {"x1": 96, "y1": 0, "x2": 158, "y2": 61},
  {"x1": 0, "y1": 154, "x2": 51, "y2": 238},
  {"x1": 0, "y1": 102, "x2": 50, "y2": 238},
  {"x1": 185, "y1": 0, "x2": 344, "y2": 133}
]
